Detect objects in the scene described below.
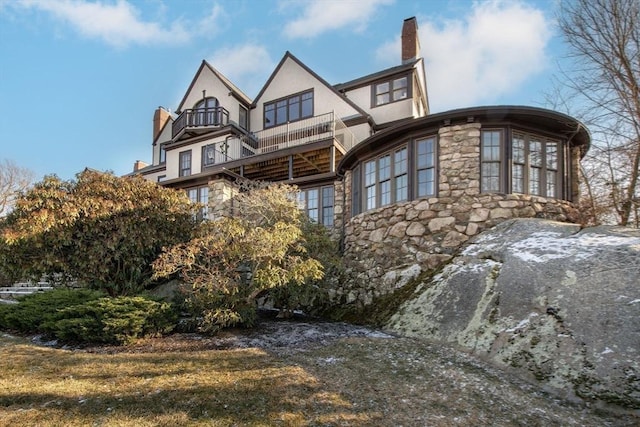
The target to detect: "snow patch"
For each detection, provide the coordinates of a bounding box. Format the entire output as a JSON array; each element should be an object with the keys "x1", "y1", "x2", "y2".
[
  {"x1": 601, "y1": 347, "x2": 614, "y2": 355},
  {"x1": 505, "y1": 313, "x2": 539, "y2": 333},
  {"x1": 628, "y1": 299, "x2": 640, "y2": 305}
]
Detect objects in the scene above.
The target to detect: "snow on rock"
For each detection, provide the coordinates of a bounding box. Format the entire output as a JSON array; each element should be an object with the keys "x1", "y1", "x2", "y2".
[{"x1": 387, "y1": 218, "x2": 640, "y2": 409}]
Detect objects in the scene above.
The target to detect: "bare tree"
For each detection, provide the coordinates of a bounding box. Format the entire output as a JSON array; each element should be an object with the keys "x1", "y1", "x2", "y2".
[
  {"x1": 556, "y1": 0, "x2": 640, "y2": 226},
  {"x1": 0, "y1": 159, "x2": 34, "y2": 216}
]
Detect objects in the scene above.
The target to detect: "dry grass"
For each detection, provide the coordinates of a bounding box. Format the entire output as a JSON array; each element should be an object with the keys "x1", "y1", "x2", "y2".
[{"x1": 0, "y1": 323, "x2": 637, "y2": 426}]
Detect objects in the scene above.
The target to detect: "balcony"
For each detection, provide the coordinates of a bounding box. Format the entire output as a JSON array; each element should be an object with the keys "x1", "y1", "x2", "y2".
[
  {"x1": 172, "y1": 107, "x2": 230, "y2": 139},
  {"x1": 228, "y1": 112, "x2": 356, "y2": 159}
]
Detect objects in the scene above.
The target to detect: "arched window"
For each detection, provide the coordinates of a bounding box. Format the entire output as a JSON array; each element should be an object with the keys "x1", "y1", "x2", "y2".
[{"x1": 193, "y1": 97, "x2": 219, "y2": 126}]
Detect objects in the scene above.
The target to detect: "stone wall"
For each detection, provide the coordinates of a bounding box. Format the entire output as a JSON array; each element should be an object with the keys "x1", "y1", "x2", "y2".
[{"x1": 335, "y1": 123, "x2": 579, "y2": 307}]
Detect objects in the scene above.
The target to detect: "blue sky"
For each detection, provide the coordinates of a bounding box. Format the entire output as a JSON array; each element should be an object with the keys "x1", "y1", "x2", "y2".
[{"x1": 0, "y1": 0, "x2": 565, "y2": 181}]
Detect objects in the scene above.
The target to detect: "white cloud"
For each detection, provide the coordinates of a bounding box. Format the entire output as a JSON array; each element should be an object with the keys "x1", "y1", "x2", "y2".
[
  {"x1": 209, "y1": 44, "x2": 276, "y2": 97},
  {"x1": 283, "y1": 0, "x2": 394, "y2": 39},
  {"x1": 376, "y1": 1, "x2": 552, "y2": 112},
  {"x1": 11, "y1": 0, "x2": 199, "y2": 48}
]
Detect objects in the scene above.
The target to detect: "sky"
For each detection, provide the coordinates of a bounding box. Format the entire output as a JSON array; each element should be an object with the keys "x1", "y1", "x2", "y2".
[{"x1": 0, "y1": 0, "x2": 567, "y2": 181}]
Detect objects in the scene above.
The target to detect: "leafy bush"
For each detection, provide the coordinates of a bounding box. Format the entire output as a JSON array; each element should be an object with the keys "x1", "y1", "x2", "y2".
[
  {"x1": 154, "y1": 183, "x2": 323, "y2": 333},
  {"x1": 0, "y1": 170, "x2": 198, "y2": 296},
  {"x1": 0, "y1": 288, "x2": 104, "y2": 333},
  {"x1": 0, "y1": 288, "x2": 177, "y2": 345}
]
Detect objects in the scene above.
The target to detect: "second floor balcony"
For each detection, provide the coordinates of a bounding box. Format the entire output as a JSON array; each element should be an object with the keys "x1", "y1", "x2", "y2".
[{"x1": 172, "y1": 107, "x2": 229, "y2": 139}]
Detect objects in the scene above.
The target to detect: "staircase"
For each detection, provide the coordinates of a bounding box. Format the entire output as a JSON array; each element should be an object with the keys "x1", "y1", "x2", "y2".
[{"x1": 0, "y1": 281, "x2": 53, "y2": 303}]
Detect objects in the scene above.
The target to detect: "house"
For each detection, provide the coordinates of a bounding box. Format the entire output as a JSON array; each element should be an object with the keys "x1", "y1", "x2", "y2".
[{"x1": 132, "y1": 17, "x2": 590, "y2": 303}]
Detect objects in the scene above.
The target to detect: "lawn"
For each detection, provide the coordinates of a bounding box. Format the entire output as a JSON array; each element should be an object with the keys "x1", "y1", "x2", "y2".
[{"x1": 0, "y1": 322, "x2": 636, "y2": 426}]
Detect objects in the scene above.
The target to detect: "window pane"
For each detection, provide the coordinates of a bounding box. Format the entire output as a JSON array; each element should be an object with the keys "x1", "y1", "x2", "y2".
[
  {"x1": 481, "y1": 163, "x2": 500, "y2": 192},
  {"x1": 482, "y1": 131, "x2": 501, "y2": 161},
  {"x1": 546, "y1": 142, "x2": 558, "y2": 170},
  {"x1": 379, "y1": 155, "x2": 391, "y2": 181},
  {"x1": 417, "y1": 138, "x2": 435, "y2": 168},
  {"x1": 307, "y1": 189, "x2": 318, "y2": 222},
  {"x1": 288, "y1": 96, "x2": 300, "y2": 121},
  {"x1": 365, "y1": 160, "x2": 376, "y2": 186},
  {"x1": 376, "y1": 93, "x2": 389, "y2": 105},
  {"x1": 203, "y1": 145, "x2": 215, "y2": 166},
  {"x1": 159, "y1": 146, "x2": 166, "y2": 164},
  {"x1": 376, "y1": 82, "x2": 389, "y2": 94},
  {"x1": 512, "y1": 135, "x2": 525, "y2": 164},
  {"x1": 239, "y1": 106, "x2": 248, "y2": 129},
  {"x1": 417, "y1": 169, "x2": 435, "y2": 197},
  {"x1": 547, "y1": 171, "x2": 556, "y2": 197},
  {"x1": 512, "y1": 164, "x2": 524, "y2": 193},
  {"x1": 394, "y1": 148, "x2": 407, "y2": 175},
  {"x1": 366, "y1": 186, "x2": 376, "y2": 210},
  {"x1": 530, "y1": 140, "x2": 542, "y2": 167},
  {"x1": 265, "y1": 103, "x2": 275, "y2": 127},
  {"x1": 395, "y1": 173, "x2": 408, "y2": 202},
  {"x1": 301, "y1": 92, "x2": 313, "y2": 118},
  {"x1": 199, "y1": 187, "x2": 209, "y2": 219},
  {"x1": 392, "y1": 77, "x2": 408, "y2": 100},
  {"x1": 187, "y1": 188, "x2": 198, "y2": 203},
  {"x1": 380, "y1": 180, "x2": 391, "y2": 206},
  {"x1": 529, "y1": 167, "x2": 541, "y2": 195},
  {"x1": 276, "y1": 99, "x2": 287, "y2": 125}
]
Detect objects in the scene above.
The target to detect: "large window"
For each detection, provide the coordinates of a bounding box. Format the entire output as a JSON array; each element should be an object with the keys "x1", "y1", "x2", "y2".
[
  {"x1": 361, "y1": 145, "x2": 412, "y2": 211},
  {"x1": 298, "y1": 185, "x2": 334, "y2": 227},
  {"x1": 179, "y1": 150, "x2": 192, "y2": 177},
  {"x1": 264, "y1": 90, "x2": 313, "y2": 128},
  {"x1": 373, "y1": 76, "x2": 408, "y2": 107},
  {"x1": 481, "y1": 130, "x2": 563, "y2": 198},
  {"x1": 187, "y1": 186, "x2": 209, "y2": 220}
]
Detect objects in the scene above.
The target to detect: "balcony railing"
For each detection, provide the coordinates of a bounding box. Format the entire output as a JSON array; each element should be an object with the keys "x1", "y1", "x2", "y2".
[
  {"x1": 224, "y1": 112, "x2": 356, "y2": 160},
  {"x1": 172, "y1": 107, "x2": 230, "y2": 138}
]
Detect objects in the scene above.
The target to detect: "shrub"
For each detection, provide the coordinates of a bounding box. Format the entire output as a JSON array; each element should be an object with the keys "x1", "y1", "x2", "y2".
[
  {"x1": 43, "y1": 296, "x2": 177, "y2": 345},
  {"x1": 0, "y1": 288, "x2": 177, "y2": 345},
  {"x1": 0, "y1": 288, "x2": 104, "y2": 334}
]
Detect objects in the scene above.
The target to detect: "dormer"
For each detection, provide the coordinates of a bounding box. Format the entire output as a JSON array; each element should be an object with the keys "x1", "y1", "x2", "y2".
[{"x1": 172, "y1": 61, "x2": 251, "y2": 141}]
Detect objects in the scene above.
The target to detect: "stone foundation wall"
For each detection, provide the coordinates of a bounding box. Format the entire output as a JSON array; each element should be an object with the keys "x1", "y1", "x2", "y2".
[{"x1": 334, "y1": 123, "x2": 580, "y2": 307}]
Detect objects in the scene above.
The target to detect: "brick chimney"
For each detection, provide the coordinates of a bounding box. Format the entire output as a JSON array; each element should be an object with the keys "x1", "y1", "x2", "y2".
[
  {"x1": 153, "y1": 107, "x2": 171, "y2": 141},
  {"x1": 401, "y1": 17, "x2": 421, "y2": 64},
  {"x1": 133, "y1": 160, "x2": 149, "y2": 172}
]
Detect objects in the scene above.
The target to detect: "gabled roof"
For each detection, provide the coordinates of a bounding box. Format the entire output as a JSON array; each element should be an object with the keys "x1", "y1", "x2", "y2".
[
  {"x1": 334, "y1": 58, "x2": 420, "y2": 91},
  {"x1": 175, "y1": 60, "x2": 252, "y2": 114},
  {"x1": 251, "y1": 51, "x2": 372, "y2": 122}
]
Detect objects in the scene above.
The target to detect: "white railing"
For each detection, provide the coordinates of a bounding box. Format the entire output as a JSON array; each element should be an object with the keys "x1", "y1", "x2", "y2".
[{"x1": 215, "y1": 112, "x2": 357, "y2": 162}]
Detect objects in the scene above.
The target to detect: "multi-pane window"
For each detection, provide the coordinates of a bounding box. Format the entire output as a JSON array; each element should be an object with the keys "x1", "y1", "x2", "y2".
[
  {"x1": 482, "y1": 130, "x2": 562, "y2": 198},
  {"x1": 187, "y1": 186, "x2": 209, "y2": 220},
  {"x1": 202, "y1": 144, "x2": 216, "y2": 167},
  {"x1": 264, "y1": 90, "x2": 313, "y2": 128},
  {"x1": 179, "y1": 150, "x2": 192, "y2": 177},
  {"x1": 480, "y1": 130, "x2": 502, "y2": 192},
  {"x1": 416, "y1": 137, "x2": 436, "y2": 197},
  {"x1": 361, "y1": 143, "x2": 413, "y2": 211},
  {"x1": 374, "y1": 76, "x2": 408, "y2": 106},
  {"x1": 298, "y1": 186, "x2": 334, "y2": 227}
]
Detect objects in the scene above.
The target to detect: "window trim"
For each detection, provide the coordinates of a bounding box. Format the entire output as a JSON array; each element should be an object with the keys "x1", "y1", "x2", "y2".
[
  {"x1": 159, "y1": 143, "x2": 167, "y2": 165},
  {"x1": 480, "y1": 129, "x2": 504, "y2": 193},
  {"x1": 186, "y1": 185, "x2": 209, "y2": 220},
  {"x1": 239, "y1": 105, "x2": 248, "y2": 130},
  {"x1": 263, "y1": 89, "x2": 314, "y2": 129},
  {"x1": 371, "y1": 74, "x2": 410, "y2": 108},
  {"x1": 179, "y1": 150, "x2": 192, "y2": 177}
]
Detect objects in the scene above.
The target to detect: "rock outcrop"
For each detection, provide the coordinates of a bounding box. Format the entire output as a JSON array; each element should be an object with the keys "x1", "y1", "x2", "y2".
[{"x1": 387, "y1": 219, "x2": 640, "y2": 409}]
